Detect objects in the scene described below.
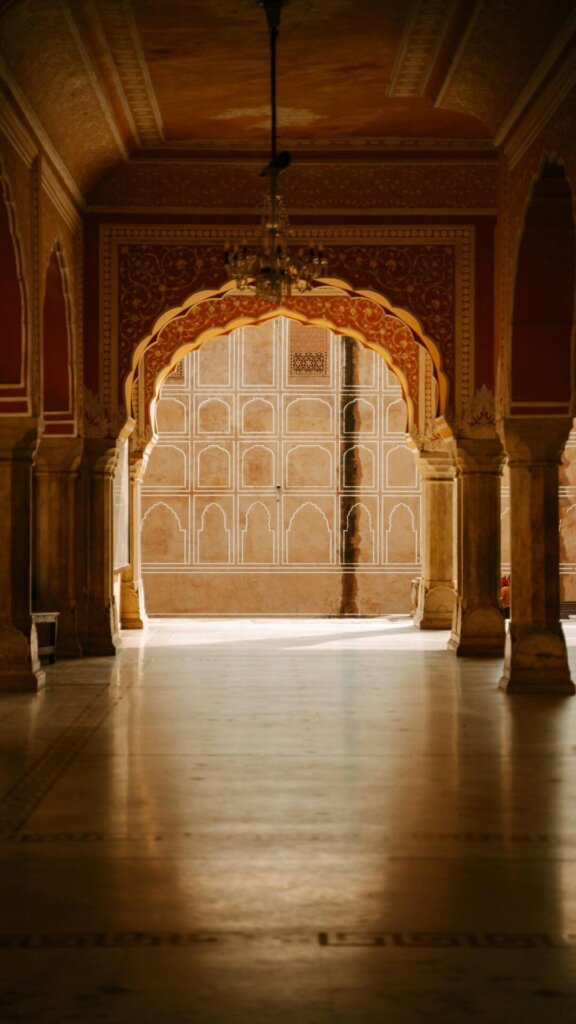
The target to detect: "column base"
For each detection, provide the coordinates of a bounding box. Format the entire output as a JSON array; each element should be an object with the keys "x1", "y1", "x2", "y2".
[
  {"x1": 448, "y1": 600, "x2": 505, "y2": 657},
  {"x1": 0, "y1": 622, "x2": 45, "y2": 692},
  {"x1": 54, "y1": 606, "x2": 82, "y2": 658},
  {"x1": 81, "y1": 606, "x2": 121, "y2": 657},
  {"x1": 414, "y1": 581, "x2": 456, "y2": 629},
  {"x1": 120, "y1": 581, "x2": 148, "y2": 630},
  {"x1": 499, "y1": 625, "x2": 575, "y2": 694}
]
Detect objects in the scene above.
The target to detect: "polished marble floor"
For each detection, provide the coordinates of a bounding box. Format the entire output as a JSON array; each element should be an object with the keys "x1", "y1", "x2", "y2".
[{"x1": 2, "y1": 617, "x2": 576, "y2": 1022}]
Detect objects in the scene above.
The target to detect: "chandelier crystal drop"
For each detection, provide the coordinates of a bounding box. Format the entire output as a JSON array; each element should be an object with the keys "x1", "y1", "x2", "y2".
[{"x1": 225, "y1": 0, "x2": 327, "y2": 304}]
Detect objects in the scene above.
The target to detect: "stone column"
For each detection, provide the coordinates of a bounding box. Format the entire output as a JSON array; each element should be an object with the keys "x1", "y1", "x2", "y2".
[
  {"x1": 0, "y1": 418, "x2": 45, "y2": 691},
  {"x1": 34, "y1": 437, "x2": 83, "y2": 657},
  {"x1": 414, "y1": 447, "x2": 457, "y2": 629},
  {"x1": 449, "y1": 437, "x2": 506, "y2": 656},
  {"x1": 120, "y1": 451, "x2": 148, "y2": 629},
  {"x1": 500, "y1": 416, "x2": 574, "y2": 694},
  {"x1": 78, "y1": 438, "x2": 121, "y2": 656}
]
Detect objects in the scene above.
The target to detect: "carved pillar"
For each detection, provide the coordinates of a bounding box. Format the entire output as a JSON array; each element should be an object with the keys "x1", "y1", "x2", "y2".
[
  {"x1": 499, "y1": 417, "x2": 574, "y2": 694},
  {"x1": 414, "y1": 447, "x2": 457, "y2": 629},
  {"x1": 0, "y1": 418, "x2": 45, "y2": 691},
  {"x1": 34, "y1": 437, "x2": 83, "y2": 656},
  {"x1": 449, "y1": 437, "x2": 506, "y2": 656},
  {"x1": 121, "y1": 450, "x2": 148, "y2": 629},
  {"x1": 79, "y1": 438, "x2": 121, "y2": 656}
]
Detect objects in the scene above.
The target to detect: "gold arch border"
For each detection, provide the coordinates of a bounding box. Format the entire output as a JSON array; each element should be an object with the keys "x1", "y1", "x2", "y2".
[{"x1": 126, "y1": 278, "x2": 447, "y2": 438}]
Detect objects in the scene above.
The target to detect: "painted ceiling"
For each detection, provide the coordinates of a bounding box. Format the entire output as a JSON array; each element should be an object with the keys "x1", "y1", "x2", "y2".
[{"x1": 0, "y1": 0, "x2": 574, "y2": 197}]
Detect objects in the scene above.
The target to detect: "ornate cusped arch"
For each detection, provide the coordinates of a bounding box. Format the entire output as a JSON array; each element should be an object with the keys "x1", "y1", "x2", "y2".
[{"x1": 126, "y1": 278, "x2": 447, "y2": 442}]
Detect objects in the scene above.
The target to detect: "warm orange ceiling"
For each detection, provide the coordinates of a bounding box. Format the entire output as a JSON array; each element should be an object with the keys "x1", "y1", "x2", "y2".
[
  {"x1": 130, "y1": 0, "x2": 489, "y2": 143},
  {"x1": 0, "y1": 0, "x2": 574, "y2": 198}
]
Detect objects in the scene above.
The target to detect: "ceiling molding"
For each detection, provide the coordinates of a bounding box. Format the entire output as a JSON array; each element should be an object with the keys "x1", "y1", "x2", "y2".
[
  {"x1": 495, "y1": 9, "x2": 576, "y2": 151},
  {"x1": 41, "y1": 159, "x2": 83, "y2": 233},
  {"x1": 62, "y1": 4, "x2": 131, "y2": 161},
  {"x1": 387, "y1": 0, "x2": 460, "y2": 98},
  {"x1": 0, "y1": 57, "x2": 85, "y2": 207},
  {"x1": 0, "y1": 93, "x2": 37, "y2": 167},
  {"x1": 93, "y1": 0, "x2": 164, "y2": 144},
  {"x1": 433, "y1": 0, "x2": 483, "y2": 109}
]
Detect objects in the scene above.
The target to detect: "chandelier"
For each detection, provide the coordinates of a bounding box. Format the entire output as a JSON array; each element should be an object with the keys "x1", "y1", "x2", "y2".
[{"x1": 225, "y1": 0, "x2": 327, "y2": 303}]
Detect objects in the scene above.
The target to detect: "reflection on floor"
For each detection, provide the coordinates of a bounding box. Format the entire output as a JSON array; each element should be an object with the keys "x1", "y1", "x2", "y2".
[{"x1": 2, "y1": 617, "x2": 576, "y2": 1023}]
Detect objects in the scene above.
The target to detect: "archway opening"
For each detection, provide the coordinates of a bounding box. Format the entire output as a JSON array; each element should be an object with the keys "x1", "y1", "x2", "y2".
[{"x1": 138, "y1": 316, "x2": 428, "y2": 616}]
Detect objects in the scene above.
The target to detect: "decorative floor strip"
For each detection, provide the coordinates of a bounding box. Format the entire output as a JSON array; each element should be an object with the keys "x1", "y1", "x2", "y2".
[
  {"x1": 319, "y1": 931, "x2": 576, "y2": 949},
  {"x1": 0, "y1": 674, "x2": 136, "y2": 841},
  {"x1": 4, "y1": 831, "x2": 575, "y2": 845},
  {"x1": 0, "y1": 931, "x2": 575, "y2": 950}
]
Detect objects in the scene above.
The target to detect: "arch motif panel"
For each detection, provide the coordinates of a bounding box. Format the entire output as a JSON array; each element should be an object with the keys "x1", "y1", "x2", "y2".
[
  {"x1": 144, "y1": 444, "x2": 187, "y2": 488},
  {"x1": 286, "y1": 397, "x2": 332, "y2": 434},
  {"x1": 242, "y1": 502, "x2": 275, "y2": 564},
  {"x1": 156, "y1": 396, "x2": 187, "y2": 433},
  {"x1": 386, "y1": 445, "x2": 418, "y2": 489},
  {"x1": 342, "y1": 445, "x2": 376, "y2": 490},
  {"x1": 197, "y1": 503, "x2": 231, "y2": 563},
  {"x1": 242, "y1": 397, "x2": 275, "y2": 433},
  {"x1": 385, "y1": 504, "x2": 418, "y2": 564},
  {"x1": 241, "y1": 445, "x2": 275, "y2": 489},
  {"x1": 197, "y1": 397, "x2": 231, "y2": 434},
  {"x1": 286, "y1": 444, "x2": 333, "y2": 489},
  {"x1": 343, "y1": 503, "x2": 376, "y2": 564},
  {"x1": 141, "y1": 502, "x2": 186, "y2": 564},
  {"x1": 287, "y1": 502, "x2": 332, "y2": 564},
  {"x1": 197, "y1": 444, "x2": 231, "y2": 489}
]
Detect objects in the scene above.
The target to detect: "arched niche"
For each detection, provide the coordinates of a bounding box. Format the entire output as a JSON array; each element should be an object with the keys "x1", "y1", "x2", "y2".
[
  {"x1": 0, "y1": 171, "x2": 27, "y2": 401},
  {"x1": 510, "y1": 161, "x2": 575, "y2": 413},
  {"x1": 42, "y1": 243, "x2": 73, "y2": 423}
]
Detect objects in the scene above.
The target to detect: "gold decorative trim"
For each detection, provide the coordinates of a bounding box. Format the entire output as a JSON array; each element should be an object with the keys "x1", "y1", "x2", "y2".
[
  {"x1": 94, "y1": 0, "x2": 164, "y2": 144},
  {"x1": 41, "y1": 160, "x2": 82, "y2": 233},
  {"x1": 388, "y1": 0, "x2": 459, "y2": 98},
  {"x1": 99, "y1": 224, "x2": 474, "y2": 439}
]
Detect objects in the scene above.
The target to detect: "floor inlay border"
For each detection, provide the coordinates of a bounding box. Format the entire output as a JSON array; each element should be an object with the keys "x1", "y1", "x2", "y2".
[
  {"x1": 0, "y1": 673, "x2": 135, "y2": 841},
  {"x1": 1, "y1": 931, "x2": 575, "y2": 950}
]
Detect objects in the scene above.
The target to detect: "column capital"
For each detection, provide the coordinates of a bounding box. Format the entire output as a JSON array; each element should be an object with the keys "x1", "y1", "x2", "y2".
[
  {"x1": 455, "y1": 437, "x2": 505, "y2": 475},
  {"x1": 82, "y1": 438, "x2": 119, "y2": 477},
  {"x1": 0, "y1": 416, "x2": 42, "y2": 461},
  {"x1": 35, "y1": 436, "x2": 83, "y2": 475},
  {"x1": 418, "y1": 446, "x2": 456, "y2": 480},
  {"x1": 500, "y1": 416, "x2": 573, "y2": 466}
]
